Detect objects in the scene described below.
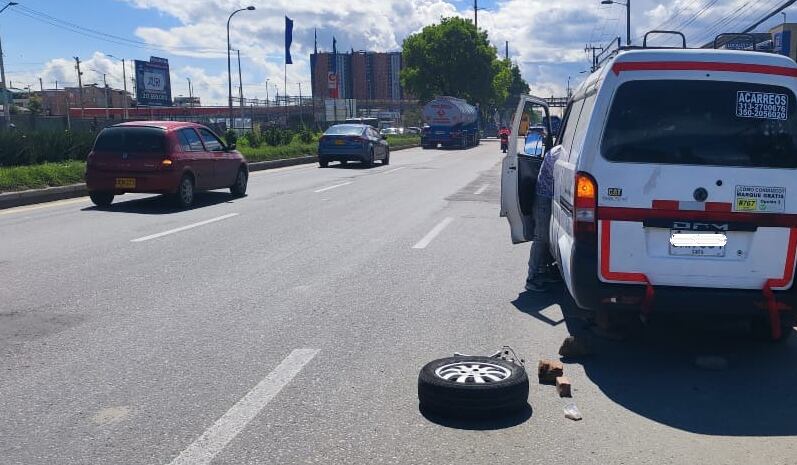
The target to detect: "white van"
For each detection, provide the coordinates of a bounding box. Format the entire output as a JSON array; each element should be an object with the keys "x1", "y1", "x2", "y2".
[{"x1": 501, "y1": 45, "x2": 797, "y2": 340}]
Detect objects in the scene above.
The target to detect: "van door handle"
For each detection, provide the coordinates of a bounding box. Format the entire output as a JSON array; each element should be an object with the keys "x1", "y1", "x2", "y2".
[{"x1": 508, "y1": 166, "x2": 516, "y2": 171}]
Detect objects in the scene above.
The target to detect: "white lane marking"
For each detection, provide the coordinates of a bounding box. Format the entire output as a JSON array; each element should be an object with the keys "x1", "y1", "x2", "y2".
[
  {"x1": 131, "y1": 213, "x2": 239, "y2": 242},
  {"x1": 413, "y1": 217, "x2": 454, "y2": 249},
  {"x1": 382, "y1": 167, "x2": 405, "y2": 174},
  {"x1": 167, "y1": 349, "x2": 319, "y2": 465},
  {"x1": 313, "y1": 181, "x2": 352, "y2": 193},
  {"x1": 473, "y1": 183, "x2": 489, "y2": 195},
  {"x1": 0, "y1": 197, "x2": 89, "y2": 216}
]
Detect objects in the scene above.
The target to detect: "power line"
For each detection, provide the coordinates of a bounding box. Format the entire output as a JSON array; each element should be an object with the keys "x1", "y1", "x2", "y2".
[{"x1": 9, "y1": 5, "x2": 227, "y2": 55}]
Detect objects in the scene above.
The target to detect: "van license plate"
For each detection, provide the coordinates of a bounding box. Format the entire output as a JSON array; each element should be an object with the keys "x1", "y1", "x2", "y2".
[
  {"x1": 669, "y1": 230, "x2": 726, "y2": 257},
  {"x1": 115, "y1": 178, "x2": 135, "y2": 189}
]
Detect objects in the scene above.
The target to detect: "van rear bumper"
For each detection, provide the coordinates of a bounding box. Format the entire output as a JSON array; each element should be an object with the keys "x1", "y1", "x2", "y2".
[{"x1": 569, "y1": 244, "x2": 796, "y2": 316}]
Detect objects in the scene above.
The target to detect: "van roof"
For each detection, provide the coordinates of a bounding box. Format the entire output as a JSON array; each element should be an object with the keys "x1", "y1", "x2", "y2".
[
  {"x1": 610, "y1": 48, "x2": 797, "y2": 69},
  {"x1": 575, "y1": 48, "x2": 797, "y2": 98}
]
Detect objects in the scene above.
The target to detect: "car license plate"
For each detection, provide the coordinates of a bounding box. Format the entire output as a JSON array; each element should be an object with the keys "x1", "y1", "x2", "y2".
[
  {"x1": 669, "y1": 230, "x2": 726, "y2": 257},
  {"x1": 335, "y1": 139, "x2": 344, "y2": 145},
  {"x1": 115, "y1": 177, "x2": 136, "y2": 189}
]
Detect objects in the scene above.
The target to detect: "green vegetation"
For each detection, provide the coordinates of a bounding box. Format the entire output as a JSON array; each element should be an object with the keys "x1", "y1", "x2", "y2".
[
  {"x1": 0, "y1": 130, "x2": 95, "y2": 166},
  {"x1": 400, "y1": 17, "x2": 529, "y2": 107},
  {"x1": 0, "y1": 161, "x2": 86, "y2": 192},
  {"x1": 0, "y1": 130, "x2": 420, "y2": 193}
]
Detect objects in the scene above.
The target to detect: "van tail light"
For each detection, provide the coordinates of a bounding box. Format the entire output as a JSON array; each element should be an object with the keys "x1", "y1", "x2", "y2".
[{"x1": 574, "y1": 171, "x2": 597, "y2": 242}]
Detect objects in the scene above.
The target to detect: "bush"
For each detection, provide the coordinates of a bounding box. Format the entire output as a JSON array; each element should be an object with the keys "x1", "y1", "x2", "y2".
[
  {"x1": 0, "y1": 130, "x2": 95, "y2": 167},
  {"x1": 298, "y1": 128, "x2": 313, "y2": 144},
  {"x1": 243, "y1": 131, "x2": 261, "y2": 148},
  {"x1": 262, "y1": 127, "x2": 295, "y2": 146},
  {"x1": 224, "y1": 129, "x2": 238, "y2": 147}
]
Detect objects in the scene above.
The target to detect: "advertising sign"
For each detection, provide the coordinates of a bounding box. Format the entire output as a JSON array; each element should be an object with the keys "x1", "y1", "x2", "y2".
[
  {"x1": 327, "y1": 72, "x2": 339, "y2": 99},
  {"x1": 134, "y1": 56, "x2": 173, "y2": 107}
]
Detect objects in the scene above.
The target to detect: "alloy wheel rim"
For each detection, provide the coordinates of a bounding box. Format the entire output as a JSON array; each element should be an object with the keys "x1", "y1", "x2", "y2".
[
  {"x1": 434, "y1": 362, "x2": 512, "y2": 384},
  {"x1": 181, "y1": 179, "x2": 192, "y2": 203}
]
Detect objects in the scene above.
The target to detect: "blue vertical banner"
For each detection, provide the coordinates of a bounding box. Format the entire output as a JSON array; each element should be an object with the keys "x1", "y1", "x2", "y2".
[{"x1": 285, "y1": 16, "x2": 294, "y2": 65}]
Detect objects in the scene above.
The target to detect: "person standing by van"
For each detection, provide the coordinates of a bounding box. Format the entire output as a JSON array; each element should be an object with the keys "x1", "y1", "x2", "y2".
[{"x1": 525, "y1": 146, "x2": 561, "y2": 292}]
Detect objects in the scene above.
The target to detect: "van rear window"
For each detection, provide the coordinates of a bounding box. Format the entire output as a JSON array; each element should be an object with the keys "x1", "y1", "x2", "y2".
[
  {"x1": 94, "y1": 127, "x2": 166, "y2": 153},
  {"x1": 601, "y1": 80, "x2": 797, "y2": 168}
]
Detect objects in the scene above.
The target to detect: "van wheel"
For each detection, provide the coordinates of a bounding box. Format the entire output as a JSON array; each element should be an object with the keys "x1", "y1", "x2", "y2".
[
  {"x1": 418, "y1": 356, "x2": 529, "y2": 418},
  {"x1": 319, "y1": 160, "x2": 329, "y2": 168},
  {"x1": 89, "y1": 192, "x2": 114, "y2": 208},
  {"x1": 230, "y1": 167, "x2": 247, "y2": 197},
  {"x1": 173, "y1": 174, "x2": 195, "y2": 208},
  {"x1": 751, "y1": 310, "x2": 796, "y2": 342}
]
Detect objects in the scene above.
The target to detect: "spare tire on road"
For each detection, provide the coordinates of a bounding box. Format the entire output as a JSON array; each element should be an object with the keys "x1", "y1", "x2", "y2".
[{"x1": 418, "y1": 356, "x2": 529, "y2": 418}]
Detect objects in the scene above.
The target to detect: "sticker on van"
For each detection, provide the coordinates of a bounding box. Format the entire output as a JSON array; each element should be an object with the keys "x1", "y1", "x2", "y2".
[
  {"x1": 736, "y1": 91, "x2": 788, "y2": 120},
  {"x1": 734, "y1": 185, "x2": 786, "y2": 212}
]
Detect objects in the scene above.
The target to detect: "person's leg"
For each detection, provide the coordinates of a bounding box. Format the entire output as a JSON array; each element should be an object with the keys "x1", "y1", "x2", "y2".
[{"x1": 526, "y1": 197, "x2": 552, "y2": 290}]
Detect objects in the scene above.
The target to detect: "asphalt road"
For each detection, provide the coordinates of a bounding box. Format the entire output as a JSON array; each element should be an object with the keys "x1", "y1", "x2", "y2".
[{"x1": 2, "y1": 141, "x2": 797, "y2": 465}]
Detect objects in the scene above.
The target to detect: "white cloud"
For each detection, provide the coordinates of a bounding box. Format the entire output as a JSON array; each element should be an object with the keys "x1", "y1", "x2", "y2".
[{"x1": 9, "y1": 0, "x2": 797, "y2": 104}]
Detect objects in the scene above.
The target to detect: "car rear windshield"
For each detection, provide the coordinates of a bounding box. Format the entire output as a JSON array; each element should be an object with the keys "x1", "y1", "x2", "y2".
[
  {"x1": 324, "y1": 125, "x2": 364, "y2": 136},
  {"x1": 94, "y1": 127, "x2": 167, "y2": 153},
  {"x1": 601, "y1": 80, "x2": 797, "y2": 168}
]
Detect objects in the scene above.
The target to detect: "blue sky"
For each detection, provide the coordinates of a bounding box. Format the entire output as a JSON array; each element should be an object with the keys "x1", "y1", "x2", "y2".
[{"x1": 1, "y1": 0, "x2": 795, "y2": 104}]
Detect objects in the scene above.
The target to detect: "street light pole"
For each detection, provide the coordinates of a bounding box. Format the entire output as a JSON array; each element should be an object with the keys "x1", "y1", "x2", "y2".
[
  {"x1": 108, "y1": 55, "x2": 129, "y2": 119},
  {"x1": 227, "y1": 6, "x2": 255, "y2": 131},
  {"x1": 297, "y1": 81, "x2": 303, "y2": 127},
  {"x1": 186, "y1": 77, "x2": 193, "y2": 108},
  {"x1": 601, "y1": 0, "x2": 630, "y2": 46},
  {"x1": 0, "y1": 2, "x2": 19, "y2": 128},
  {"x1": 265, "y1": 78, "x2": 270, "y2": 107}
]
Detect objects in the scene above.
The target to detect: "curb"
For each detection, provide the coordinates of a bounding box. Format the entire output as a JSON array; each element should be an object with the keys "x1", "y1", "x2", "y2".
[{"x1": 0, "y1": 144, "x2": 420, "y2": 210}]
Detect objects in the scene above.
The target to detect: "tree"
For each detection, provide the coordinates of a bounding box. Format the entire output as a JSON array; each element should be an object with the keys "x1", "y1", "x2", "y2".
[
  {"x1": 495, "y1": 59, "x2": 530, "y2": 109},
  {"x1": 27, "y1": 95, "x2": 43, "y2": 116},
  {"x1": 401, "y1": 17, "x2": 498, "y2": 104}
]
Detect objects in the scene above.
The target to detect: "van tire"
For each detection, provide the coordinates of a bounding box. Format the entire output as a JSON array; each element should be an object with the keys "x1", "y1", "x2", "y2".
[
  {"x1": 89, "y1": 192, "x2": 114, "y2": 208},
  {"x1": 418, "y1": 356, "x2": 529, "y2": 418}
]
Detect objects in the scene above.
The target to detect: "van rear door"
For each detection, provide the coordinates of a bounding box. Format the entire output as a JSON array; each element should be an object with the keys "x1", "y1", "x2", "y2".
[
  {"x1": 596, "y1": 79, "x2": 797, "y2": 290},
  {"x1": 500, "y1": 95, "x2": 552, "y2": 243}
]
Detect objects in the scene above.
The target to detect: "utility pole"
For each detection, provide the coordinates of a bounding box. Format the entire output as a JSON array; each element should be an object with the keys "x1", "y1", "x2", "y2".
[
  {"x1": 186, "y1": 77, "x2": 193, "y2": 108},
  {"x1": 74, "y1": 57, "x2": 84, "y2": 118},
  {"x1": 265, "y1": 78, "x2": 270, "y2": 107},
  {"x1": 505, "y1": 41, "x2": 509, "y2": 60},
  {"x1": 297, "y1": 81, "x2": 303, "y2": 127},
  {"x1": 39, "y1": 77, "x2": 43, "y2": 92},
  {"x1": 474, "y1": 0, "x2": 478, "y2": 29},
  {"x1": 237, "y1": 49, "x2": 245, "y2": 128},
  {"x1": 0, "y1": 34, "x2": 9, "y2": 127},
  {"x1": 102, "y1": 73, "x2": 109, "y2": 119}
]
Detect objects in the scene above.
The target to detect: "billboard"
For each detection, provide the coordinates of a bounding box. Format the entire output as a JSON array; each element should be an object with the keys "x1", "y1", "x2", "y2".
[{"x1": 135, "y1": 56, "x2": 173, "y2": 107}]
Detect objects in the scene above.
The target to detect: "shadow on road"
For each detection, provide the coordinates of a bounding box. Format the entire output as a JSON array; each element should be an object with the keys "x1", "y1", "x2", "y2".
[
  {"x1": 326, "y1": 162, "x2": 386, "y2": 170},
  {"x1": 514, "y1": 288, "x2": 797, "y2": 436},
  {"x1": 82, "y1": 191, "x2": 239, "y2": 215},
  {"x1": 419, "y1": 404, "x2": 533, "y2": 431}
]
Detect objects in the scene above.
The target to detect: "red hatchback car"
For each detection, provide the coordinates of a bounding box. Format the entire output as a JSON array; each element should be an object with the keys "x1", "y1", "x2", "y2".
[{"x1": 85, "y1": 121, "x2": 248, "y2": 208}]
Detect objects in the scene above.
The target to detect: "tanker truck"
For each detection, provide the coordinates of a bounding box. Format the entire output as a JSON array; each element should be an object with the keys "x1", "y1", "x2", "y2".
[{"x1": 420, "y1": 96, "x2": 480, "y2": 149}]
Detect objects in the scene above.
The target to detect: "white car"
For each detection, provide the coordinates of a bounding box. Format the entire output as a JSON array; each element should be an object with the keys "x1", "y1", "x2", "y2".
[{"x1": 502, "y1": 43, "x2": 797, "y2": 340}]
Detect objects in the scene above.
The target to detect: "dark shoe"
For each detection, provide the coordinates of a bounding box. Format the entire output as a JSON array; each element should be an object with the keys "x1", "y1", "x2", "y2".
[{"x1": 525, "y1": 279, "x2": 549, "y2": 292}]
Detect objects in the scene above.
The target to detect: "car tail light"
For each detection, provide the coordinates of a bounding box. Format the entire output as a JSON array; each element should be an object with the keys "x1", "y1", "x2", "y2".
[
  {"x1": 574, "y1": 171, "x2": 597, "y2": 241},
  {"x1": 345, "y1": 136, "x2": 366, "y2": 143}
]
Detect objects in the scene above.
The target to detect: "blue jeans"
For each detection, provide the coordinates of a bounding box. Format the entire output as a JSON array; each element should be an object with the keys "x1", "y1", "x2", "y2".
[{"x1": 527, "y1": 195, "x2": 552, "y2": 282}]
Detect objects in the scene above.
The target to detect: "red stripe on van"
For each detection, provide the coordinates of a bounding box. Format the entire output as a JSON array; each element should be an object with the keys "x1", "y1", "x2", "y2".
[
  {"x1": 652, "y1": 200, "x2": 679, "y2": 210},
  {"x1": 598, "y1": 206, "x2": 797, "y2": 227},
  {"x1": 612, "y1": 61, "x2": 797, "y2": 77},
  {"x1": 767, "y1": 228, "x2": 797, "y2": 288},
  {"x1": 705, "y1": 202, "x2": 733, "y2": 212},
  {"x1": 600, "y1": 220, "x2": 651, "y2": 284}
]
